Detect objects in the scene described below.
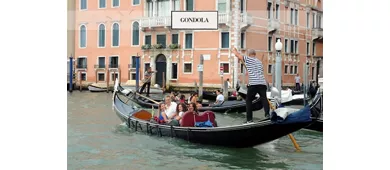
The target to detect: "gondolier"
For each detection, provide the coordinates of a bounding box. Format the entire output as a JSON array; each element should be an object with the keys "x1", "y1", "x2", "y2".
[
  {"x1": 231, "y1": 48, "x2": 270, "y2": 123},
  {"x1": 139, "y1": 67, "x2": 156, "y2": 97}
]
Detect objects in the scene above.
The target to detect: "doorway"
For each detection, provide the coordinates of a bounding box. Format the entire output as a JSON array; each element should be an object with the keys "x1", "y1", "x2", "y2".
[{"x1": 155, "y1": 54, "x2": 166, "y2": 87}]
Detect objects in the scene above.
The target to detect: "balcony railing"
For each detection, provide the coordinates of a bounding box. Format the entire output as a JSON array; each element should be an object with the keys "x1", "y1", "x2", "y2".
[
  {"x1": 94, "y1": 64, "x2": 106, "y2": 69},
  {"x1": 76, "y1": 64, "x2": 87, "y2": 69},
  {"x1": 267, "y1": 19, "x2": 280, "y2": 32},
  {"x1": 109, "y1": 64, "x2": 119, "y2": 69},
  {"x1": 312, "y1": 27, "x2": 323, "y2": 40},
  {"x1": 139, "y1": 13, "x2": 252, "y2": 28}
]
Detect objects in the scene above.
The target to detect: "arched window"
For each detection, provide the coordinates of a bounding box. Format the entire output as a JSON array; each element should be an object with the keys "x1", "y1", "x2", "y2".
[
  {"x1": 98, "y1": 24, "x2": 105, "y2": 47},
  {"x1": 79, "y1": 25, "x2": 87, "y2": 48},
  {"x1": 112, "y1": 23, "x2": 120, "y2": 47},
  {"x1": 132, "y1": 22, "x2": 139, "y2": 46}
]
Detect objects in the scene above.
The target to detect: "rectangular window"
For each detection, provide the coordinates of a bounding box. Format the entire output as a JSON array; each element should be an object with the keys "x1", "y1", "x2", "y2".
[
  {"x1": 185, "y1": 33, "x2": 193, "y2": 49},
  {"x1": 294, "y1": 65, "x2": 298, "y2": 74},
  {"x1": 285, "y1": 39, "x2": 288, "y2": 53},
  {"x1": 306, "y1": 12, "x2": 310, "y2": 28},
  {"x1": 312, "y1": 42, "x2": 316, "y2": 55},
  {"x1": 220, "y1": 63, "x2": 229, "y2": 73},
  {"x1": 267, "y1": 2, "x2": 272, "y2": 19},
  {"x1": 295, "y1": 40, "x2": 298, "y2": 54},
  {"x1": 240, "y1": 32, "x2": 245, "y2": 49},
  {"x1": 218, "y1": 0, "x2": 227, "y2": 13},
  {"x1": 312, "y1": 67, "x2": 315, "y2": 79},
  {"x1": 80, "y1": 72, "x2": 87, "y2": 81},
  {"x1": 290, "y1": 40, "x2": 294, "y2": 53},
  {"x1": 98, "y1": 73, "x2": 105, "y2": 81},
  {"x1": 290, "y1": 8, "x2": 294, "y2": 24},
  {"x1": 131, "y1": 56, "x2": 136, "y2": 68},
  {"x1": 295, "y1": 9, "x2": 298, "y2": 25},
  {"x1": 131, "y1": 73, "x2": 136, "y2": 80},
  {"x1": 133, "y1": 0, "x2": 140, "y2": 5},
  {"x1": 113, "y1": 0, "x2": 119, "y2": 7},
  {"x1": 221, "y1": 32, "x2": 229, "y2": 48},
  {"x1": 172, "y1": 34, "x2": 178, "y2": 44},
  {"x1": 268, "y1": 36, "x2": 272, "y2": 51},
  {"x1": 99, "y1": 0, "x2": 106, "y2": 8},
  {"x1": 157, "y1": 0, "x2": 170, "y2": 16},
  {"x1": 147, "y1": 1, "x2": 153, "y2": 17},
  {"x1": 290, "y1": 65, "x2": 294, "y2": 74},
  {"x1": 109, "y1": 56, "x2": 119, "y2": 68},
  {"x1": 186, "y1": 0, "x2": 193, "y2": 11},
  {"x1": 98, "y1": 57, "x2": 105, "y2": 68},
  {"x1": 318, "y1": 15, "x2": 322, "y2": 28},
  {"x1": 80, "y1": 0, "x2": 87, "y2": 10},
  {"x1": 312, "y1": 13, "x2": 316, "y2": 28},
  {"x1": 77, "y1": 58, "x2": 87, "y2": 69},
  {"x1": 240, "y1": 0, "x2": 244, "y2": 13},
  {"x1": 268, "y1": 64, "x2": 273, "y2": 74},
  {"x1": 275, "y1": 4, "x2": 279, "y2": 20},
  {"x1": 157, "y1": 34, "x2": 166, "y2": 48},
  {"x1": 184, "y1": 63, "x2": 192, "y2": 73},
  {"x1": 172, "y1": 63, "x2": 178, "y2": 79},
  {"x1": 284, "y1": 65, "x2": 288, "y2": 74},
  {"x1": 173, "y1": 0, "x2": 180, "y2": 10},
  {"x1": 306, "y1": 42, "x2": 310, "y2": 55},
  {"x1": 111, "y1": 73, "x2": 119, "y2": 80},
  {"x1": 145, "y1": 35, "x2": 151, "y2": 45}
]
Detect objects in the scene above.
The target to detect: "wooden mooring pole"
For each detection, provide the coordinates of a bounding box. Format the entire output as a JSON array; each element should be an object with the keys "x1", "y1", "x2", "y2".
[{"x1": 198, "y1": 55, "x2": 204, "y2": 101}]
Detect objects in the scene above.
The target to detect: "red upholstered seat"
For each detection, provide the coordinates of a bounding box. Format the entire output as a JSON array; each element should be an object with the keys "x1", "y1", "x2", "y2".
[{"x1": 180, "y1": 111, "x2": 217, "y2": 127}]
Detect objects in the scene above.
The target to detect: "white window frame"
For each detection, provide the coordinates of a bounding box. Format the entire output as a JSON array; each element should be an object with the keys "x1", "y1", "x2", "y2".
[
  {"x1": 98, "y1": 0, "x2": 106, "y2": 9},
  {"x1": 220, "y1": 31, "x2": 230, "y2": 49},
  {"x1": 79, "y1": 0, "x2": 88, "y2": 11},
  {"x1": 268, "y1": 35, "x2": 273, "y2": 52},
  {"x1": 109, "y1": 55, "x2": 120, "y2": 69},
  {"x1": 130, "y1": 56, "x2": 137, "y2": 69},
  {"x1": 131, "y1": 21, "x2": 140, "y2": 47},
  {"x1": 284, "y1": 64, "x2": 289, "y2": 75},
  {"x1": 156, "y1": 32, "x2": 167, "y2": 48},
  {"x1": 112, "y1": 0, "x2": 120, "y2": 8},
  {"x1": 130, "y1": 72, "x2": 137, "y2": 80},
  {"x1": 184, "y1": 32, "x2": 194, "y2": 49},
  {"x1": 132, "y1": 0, "x2": 140, "y2": 6},
  {"x1": 171, "y1": 33, "x2": 180, "y2": 45},
  {"x1": 79, "y1": 71, "x2": 87, "y2": 81},
  {"x1": 219, "y1": 62, "x2": 230, "y2": 75},
  {"x1": 267, "y1": 64, "x2": 273, "y2": 75},
  {"x1": 97, "y1": 23, "x2": 106, "y2": 48},
  {"x1": 171, "y1": 62, "x2": 179, "y2": 80},
  {"x1": 294, "y1": 64, "x2": 298, "y2": 75},
  {"x1": 295, "y1": 8, "x2": 299, "y2": 26},
  {"x1": 110, "y1": 72, "x2": 120, "y2": 81},
  {"x1": 216, "y1": 0, "x2": 229, "y2": 14},
  {"x1": 240, "y1": 0, "x2": 246, "y2": 13},
  {"x1": 306, "y1": 12, "x2": 310, "y2": 28},
  {"x1": 295, "y1": 40, "x2": 298, "y2": 54},
  {"x1": 240, "y1": 32, "x2": 246, "y2": 49},
  {"x1": 97, "y1": 56, "x2": 106, "y2": 68},
  {"x1": 284, "y1": 38, "x2": 289, "y2": 53},
  {"x1": 97, "y1": 72, "x2": 106, "y2": 82},
  {"x1": 275, "y1": 3, "x2": 280, "y2": 20},
  {"x1": 111, "y1": 22, "x2": 120, "y2": 48},
  {"x1": 144, "y1": 33, "x2": 152, "y2": 45},
  {"x1": 79, "y1": 24, "x2": 87, "y2": 49},
  {"x1": 306, "y1": 41, "x2": 310, "y2": 55},
  {"x1": 76, "y1": 56, "x2": 88, "y2": 69},
  {"x1": 184, "y1": 0, "x2": 195, "y2": 11},
  {"x1": 183, "y1": 62, "x2": 193, "y2": 74},
  {"x1": 289, "y1": 64, "x2": 294, "y2": 75},
  {"x1": 267, "y1": 2, "x2": 272, "y2": 19},
  {"x1": 312, "y1": 42, "x2": 316, "y2": 56}
]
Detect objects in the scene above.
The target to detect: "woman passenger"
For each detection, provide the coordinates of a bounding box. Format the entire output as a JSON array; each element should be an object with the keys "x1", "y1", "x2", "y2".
[
  {"x1": 154, "y1": 103, "x2": 166, "y2": 124},
  {"x1": 174, "y1": 103, "x2": 188, "y2": 121}
]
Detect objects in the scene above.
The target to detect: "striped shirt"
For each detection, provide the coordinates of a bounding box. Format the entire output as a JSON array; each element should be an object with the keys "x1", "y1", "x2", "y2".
[{"x1": 243, "y1": 55, "x2": 267, "y2": 86}]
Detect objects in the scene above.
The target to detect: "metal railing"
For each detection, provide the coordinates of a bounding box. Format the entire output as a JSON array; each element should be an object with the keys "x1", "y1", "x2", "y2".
[
  {"x1": 109, "y1": 64, "x2": 119, "y2": 68},
  {"x1": 94, "y1": 64, "x2": 106, "y2": 69},
  {"x1": 76, "y1": 64, "x2": 87, "y2": 69}
]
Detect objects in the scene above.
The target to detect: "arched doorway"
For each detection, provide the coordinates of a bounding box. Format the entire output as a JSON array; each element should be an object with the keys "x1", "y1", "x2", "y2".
[{"x1": 155, "y1": 54, "x2": 166, "y2": 87}]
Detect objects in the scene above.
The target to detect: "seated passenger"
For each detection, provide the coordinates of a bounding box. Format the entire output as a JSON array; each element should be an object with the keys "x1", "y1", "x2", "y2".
[
  {"x1": 164, "y1": 95, "x2": 178, "y2": 121},
  {"x1": 209, "y1": 90, "x2": 224, "y2": 106},
  {"x1": 179, "y1": 94, "x2": 186, "y2": 104},
  {"x1": 174, "y1": 103, "x2": 188, "y2": 121},
  {"x1": 180, "y1": 102, "x2": 217, "y2": 127},
  {"x1": 153, "y1": 103, "x2": 166, "y2": 124}
]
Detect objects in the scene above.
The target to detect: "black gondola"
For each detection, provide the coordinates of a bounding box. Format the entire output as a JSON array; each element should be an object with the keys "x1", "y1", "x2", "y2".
[
  {"x1": 237, "y1": 88, "x2": 308, "y2": 106},
  {"x1": 112, "y1": 79, "x2": 321, "y2": 148},
  {"x1": 202, "y1": 91, "x2": 237, "y2": 101}
]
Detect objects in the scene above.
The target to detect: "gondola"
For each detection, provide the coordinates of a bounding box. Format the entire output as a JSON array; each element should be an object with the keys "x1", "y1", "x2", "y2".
[
  {"x1": 238, "y1": 87, "x2": 307, "y2": 105},
  {"x1": 202, "y1": 91, "x2": 238, "y2": 101},
  {"x1": 303, "y1": 91, "x2": 323, "y2": 132},
  {"x1": 112, "y1": 79, "x2": 319, "y2": 148},
  {"x1": 129, "y1": 91, "x2": 263, "y2": 113},
  {"x1": 88, "y1": 83, "x2": 163, "y2": 94},
  {"x1": 88, "y1": 84, "x2": 107, "y2": 92}
]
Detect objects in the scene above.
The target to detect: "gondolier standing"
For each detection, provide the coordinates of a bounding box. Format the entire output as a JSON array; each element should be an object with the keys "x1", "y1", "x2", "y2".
[
  {"x1": 139, "y1": 67, "x2": 156, "y2": 97},
  {"x1": 232, "y1": 48, "x2": 270, "y2": 123}
]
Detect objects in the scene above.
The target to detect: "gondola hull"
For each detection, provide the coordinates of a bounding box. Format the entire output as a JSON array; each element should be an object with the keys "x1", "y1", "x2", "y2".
[
  {"x1": 237, "y1": 90, "x2": 307, "y2": 106},
  {"x1": 202, "y1": 91, "x2": 237, "y2": 101},
  {"x1": 113, "y1": 90, "x2": 315, "y2": 148},
  {"x1": 88, "y1": 85, "x2": 107, "y2": 92}
]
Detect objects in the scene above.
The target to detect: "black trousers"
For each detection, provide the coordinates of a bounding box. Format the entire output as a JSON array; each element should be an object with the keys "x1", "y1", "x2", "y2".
[
  {"x1": 295, "y1": 83, "x2": 301, "y2": 91},
  {"x1": 246, "y1": 84, "x2": 270, "y2": 121},
  {"x1": 140, "y1": 82, "x2": 151, "y2": 95}
]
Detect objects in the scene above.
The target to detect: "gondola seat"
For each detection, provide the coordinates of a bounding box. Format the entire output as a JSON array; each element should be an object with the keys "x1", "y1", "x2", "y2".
[{"x1": 180, "y1": 111, "x2": 217, "y2": 127}]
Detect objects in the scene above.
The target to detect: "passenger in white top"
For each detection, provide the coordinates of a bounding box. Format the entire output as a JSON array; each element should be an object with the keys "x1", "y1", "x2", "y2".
[
  {"x1": 174, "y1": 103, "x2": 188, "y2": 121},
  {"x1": 163, "y1": 96, "x2": 177, "y2": 120},
  {"x1": 295, "y1": 73, "x2": 301, "y2": 91},
  {"x1": 210, "y1": 90, "x2": 224, "y2": 107}
]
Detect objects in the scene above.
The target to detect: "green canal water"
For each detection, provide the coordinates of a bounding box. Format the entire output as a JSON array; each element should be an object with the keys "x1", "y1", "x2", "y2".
[{"x1": 68, "y1": 91, "x2": 323, "y2": 170}]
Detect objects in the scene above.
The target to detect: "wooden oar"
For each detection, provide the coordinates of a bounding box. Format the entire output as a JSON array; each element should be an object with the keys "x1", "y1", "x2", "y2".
[
  {"x1": 234, "y1": 49, "x2": 301, "y2": 152},
  {"x1": 136, "y1": 92, "x2": 160, "y2": 105}
]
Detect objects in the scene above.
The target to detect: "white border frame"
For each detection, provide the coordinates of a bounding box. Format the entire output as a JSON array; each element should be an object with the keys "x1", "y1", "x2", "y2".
[
  {"x1": 183, "y1": 32, "x2": 194, "y2": 49},
  {"x1": 171, "y1": 33, "x2": 180, "y2": 45},
  {"x1": 97, "y1": 72, "x2": 106, "y2": 81},
  {"x1": 132, "y1": 0, "x2": 140, "y2": 6},
  {"x1": 79, "y1": 24, "x2": 87, "y2": 49},
  {"x1": 112, "y1": 0, "x2": 120, "y2": 8},
  {"x1": 79, "y1": 0, "x2": 88, "y2": 11},
  {"x1": 184, "y1": 0, "x2": 195, "y2": 11},
  {"x1": 109, "y1": 55, "x2": 120, "y2": 69},
  {"x1": 267, "y1": 64, "x2": 273, "y2": 75},
  {"x1": 79, "y1": 71, "x2": 87, "y2": 81},
  {"x1": 98, "y1": 0, "x2": 107, "y2": 9},
  {"x1": 156, "y1": 32, "x2": 167, "y2": 48},
  {"x1": 76, "y1": 56, "x2": 87, "y2": 69},
  {"x1": 96, "y1": 56, "x2": 105, "y2": 68},
  {"x1": 97, "y1": 23, "x2": 106, "y2": 48},
  {"x1": 218, "y1": 61, "x2": 230, "y2": 75},
  {"x1": 131, "y1": 21, "x2": 140, "y2": 47},
  {"x1": 306, "y1": 41, "x2": 310, "y2": 55},
  {"x1": 284, "y1": 38, "x2": 289, "y2": 53},
  {"x1": 220, "y1": 31, "x2": 230, "y2": 49},
  {"x1": 110, "y1": 72, "x2": 120, "y2": 81},
  {"x1": 143, "y1": 33, "x2": 152, "y2": 46},
  {"x1": 171, "y1": 62, "x2": 179, "y2": 80},
  {"x1": 284, "y1": 64, "x2": 289, "y2": 75},
  {"x1": 240, "y1": 32, "x2": 246, "y2": 49},
  {"x1": 111, "y1": 22, "x2": 120, "y2": 48},
  {"x1": 183, "y1": 62, "x2": 193, "y2": 74}
]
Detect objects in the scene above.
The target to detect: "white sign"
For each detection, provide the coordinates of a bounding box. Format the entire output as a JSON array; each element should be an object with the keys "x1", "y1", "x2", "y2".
[
  {"x1": 171, "y1": 11, "x2": 218, "y2": 30},
  {"x1": 197, "y1": 64, "x2": 203, "y2": 72},
  {"x1": 203, "y1": 54, "x2": 211, "y2": 60}
]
